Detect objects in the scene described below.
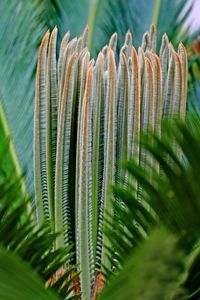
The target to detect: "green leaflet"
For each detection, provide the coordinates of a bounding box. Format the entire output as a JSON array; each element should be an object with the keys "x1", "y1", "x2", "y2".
[
  {"x1": 34, "y1": 26, "x2": 188, "y2": 298},
  {"x1": 0, "y1": 246, "x2": 59, "y2": 300},
  {"x1": 100, "y1": 228, "x2": 185, "y2": 300}
]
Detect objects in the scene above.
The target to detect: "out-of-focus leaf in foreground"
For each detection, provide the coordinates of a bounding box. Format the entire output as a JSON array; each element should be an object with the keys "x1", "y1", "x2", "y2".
[
  {"x1": 0, "y1": 246, "x2": 59, "y2": 300},
  {"x1": 100, "y1": 228, "x2": 185, "y2": 300}
]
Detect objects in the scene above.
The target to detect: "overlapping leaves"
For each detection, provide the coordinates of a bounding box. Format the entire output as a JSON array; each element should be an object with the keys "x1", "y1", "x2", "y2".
[
  {"x1": 105, "y1": 113, "x2": 200, "y2": 299},
  {"x1": 0, "y1": 142, "x2": 79, "y2": 299},
  {"x1": 0, "y1": 0, "x2": 195, "y2": 194}
]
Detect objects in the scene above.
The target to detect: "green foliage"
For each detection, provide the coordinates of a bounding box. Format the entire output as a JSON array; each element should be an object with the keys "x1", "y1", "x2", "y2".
[
  {"x1": 100, "y1": 228, "x2": 185, "y2": 300},
  {"x1": 105, "y1": 184, "x2": 156, "y2": 272},
  {"x1": 132, "y1": 114, "x2": 200, "y2": 248},
  {"x1": 0, "y1": 246, "x2": 59, "y2": 300},
  {"x1": 0, "y1": 145, "x2": 78, "y2": 299},
  {"x1": 105, "y1": 113, "x2": 200, "y2": 299},
  {"x1": 0, "y1": 102, "x2": 26, "y2": 194},
  {"x1": 0, "y1": 1, "x2": 199, "y2": 299}
]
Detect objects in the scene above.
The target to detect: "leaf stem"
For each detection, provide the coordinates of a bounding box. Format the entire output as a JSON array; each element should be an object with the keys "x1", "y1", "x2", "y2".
[
  {"x1": 0, "y1": 101, "x2": 27, "y2": 196},
  {"x1": 152, "y1": 0, "x2": 161, "y2": 26}
]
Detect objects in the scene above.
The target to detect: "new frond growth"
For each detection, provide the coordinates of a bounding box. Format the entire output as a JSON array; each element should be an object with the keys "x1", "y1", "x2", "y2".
[{"x1": 34, "y1": 24, "x2": 187, "y2": 299}]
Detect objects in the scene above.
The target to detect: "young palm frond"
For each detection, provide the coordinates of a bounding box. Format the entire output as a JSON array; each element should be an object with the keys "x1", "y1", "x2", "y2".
[{"x1": 34, "y1": 25, "x2": 187, "y2": 299}]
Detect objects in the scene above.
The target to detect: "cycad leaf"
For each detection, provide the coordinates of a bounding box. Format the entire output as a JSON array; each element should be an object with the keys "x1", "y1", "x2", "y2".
[
  {"x1": 0, "y1": 148, "x2": 78, "y2": 298},
  {"x1": 104, "y1": 183, "x2": 156, "y2": 270},
  {"x1": 100, "y1": 228, "x2": 185, "y2": 300},
  {"x1": 127, "y1": 114, "x2": 200, "y2": 249},
  {"x1": 0, "y1": 246, "x2": 59, "y2": 300},
  {"x1": 34, "y1": 26, "x2": 188, "y2": 298}
]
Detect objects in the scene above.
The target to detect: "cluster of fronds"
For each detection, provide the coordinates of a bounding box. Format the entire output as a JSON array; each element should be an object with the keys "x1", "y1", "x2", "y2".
[
  {"x1": 34, "y1": 24, "x2": 187, "y2": 299},
  {"x1": 0, "y1": 0, "x2": 193, "y2": 192}
]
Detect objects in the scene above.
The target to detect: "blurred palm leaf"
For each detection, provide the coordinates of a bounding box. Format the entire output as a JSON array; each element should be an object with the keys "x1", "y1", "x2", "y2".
[
  {"x1": 0, "y1": 246, "x2": 59, "y2": 300},
  {"x1": 104, "y1": 184, "x2": 157, "y2": 271},
  {"x1": 100, "y1": 228, "x2": 186, "y2": 300},
  {"x1": 0, "y1": 0, "x2": 194, "y2": 194},
  {"x1": 181, "y1": 244, "x2": 200, "y2": 299},
  {"x1": 90, "y1": 0, "x2": 193, "y2": 55},
  {"x1": 105, "y1": 113, "x2": 200, "y2": 298},
  {"x1": 133, "y1": 114, "x2": 200, "y2": 249},
  {"x1": 0, "y1": 144, "x2": 78, "y2": 299}
]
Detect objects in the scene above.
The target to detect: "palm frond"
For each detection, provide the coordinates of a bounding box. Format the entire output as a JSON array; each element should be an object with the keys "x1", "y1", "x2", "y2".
[
  {"x1": 0, "y1": 246, "x2": 59, "y2": 300},
  {"x1": 104, "y1": 184, "x2": 156, "y2": 272},
  {"x1": 0, "y1": 103, "x2": 26, "y2": 191},
  {"x1": 100, "y1": 228, "x2": 185, "y2": 300},
  {"x1": 0, "y1": 148, "x2": 78, "y2": 299},
  {"x1": 133, "y1": 114, "x2": 200, "y2": 249},
  {"x1": 180, "y1": 245, "x2": 200, "y2": 299}
]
